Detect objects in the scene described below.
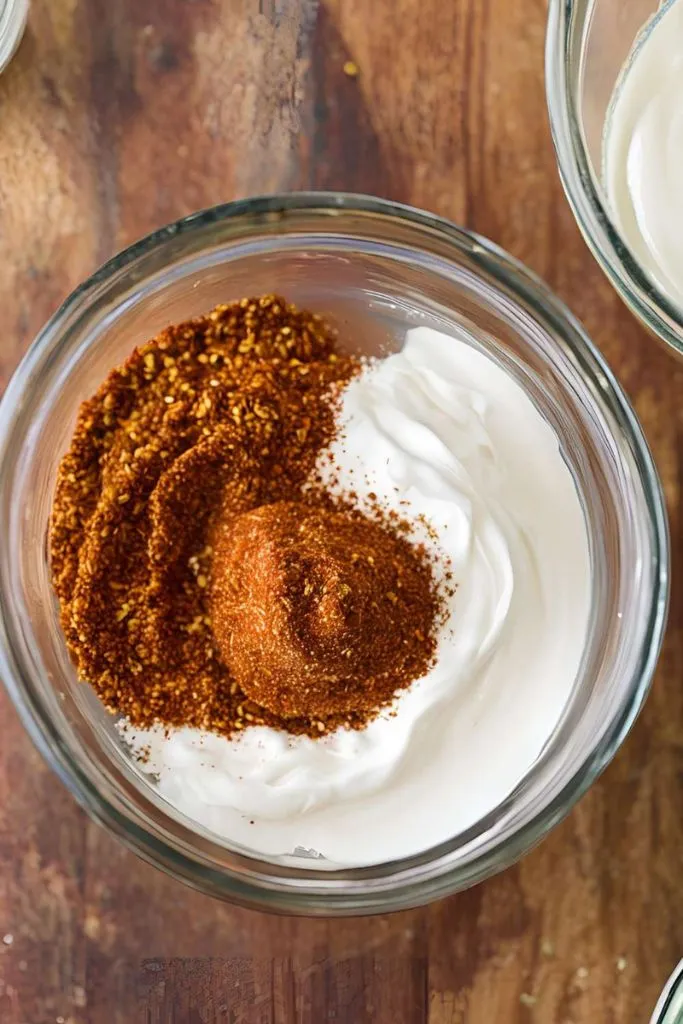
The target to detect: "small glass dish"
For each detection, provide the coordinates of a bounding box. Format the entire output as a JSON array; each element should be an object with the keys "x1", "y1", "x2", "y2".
[
  {"x1": 0, "y1": 193, "x2": 668, "y2": 914},
  {"x1": 0, "y1": 0, "x2": 27, "y2": 74},
  {"x1": 651, "y1": 961, "x2": 683, "y2": 1024},
  {"x1": 545, "y1": 0, "x2": 683, "y2": 354}
]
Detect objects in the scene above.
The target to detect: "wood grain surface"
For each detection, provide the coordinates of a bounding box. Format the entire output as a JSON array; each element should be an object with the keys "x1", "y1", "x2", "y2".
[{"x1": 0, "y1": 1, "x2": 681, "y2": 1022}]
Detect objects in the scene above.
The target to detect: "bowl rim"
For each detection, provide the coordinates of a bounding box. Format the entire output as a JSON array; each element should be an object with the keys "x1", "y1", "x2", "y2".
[
  {"x1": 544, "y1": 0, "x2": 683, "y2": 355},
  {"x1": 650, "y1": 959, "x2": 683, "y2": 1024},
  {"x1": 0, "y1": 191, "x2": 670, "y2": 914},
  {"x1": 0, "y1": 0, "x2": 28, "y2": 74}
]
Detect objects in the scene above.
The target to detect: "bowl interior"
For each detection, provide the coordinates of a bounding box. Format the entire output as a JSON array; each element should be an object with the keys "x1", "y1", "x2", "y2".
[
  {"x1": 0, "y1": 200, "x2": 667, "y2": 909},
  {"x1": 547, "y1": 0, "x2": 683, "y2": 349}
]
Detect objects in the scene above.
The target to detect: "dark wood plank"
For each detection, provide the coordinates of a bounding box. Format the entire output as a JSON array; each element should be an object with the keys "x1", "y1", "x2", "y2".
[
  {"x1": 137, "y1": 953, "x2": 429, "y2": 1024},
  {"x1": 0, "y1": 1, "x2": 681, "y2": 1022}
]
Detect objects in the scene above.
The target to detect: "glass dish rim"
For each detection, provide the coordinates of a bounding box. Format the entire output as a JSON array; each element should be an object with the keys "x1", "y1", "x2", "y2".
[
  {"x1": 544, "y1": 0, "x2": 683, "y2": 356},
  {"x1": 0, "y1": 191, "x2": 669, "y2": 914},
  {"x1": 0, "y1": 0, "x2": 28, "y2": 74},
  {"x1": 650, "y1": 959, "x2": 683, "y2": 1024}
]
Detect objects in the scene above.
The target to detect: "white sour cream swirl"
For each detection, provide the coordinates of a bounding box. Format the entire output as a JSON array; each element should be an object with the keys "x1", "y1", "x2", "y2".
[
  {"x1": 604, "y1": 0, "x2": 683, "y2": 308},
  {"x1": 125, "y1": 325, "x2": 591, "y2": 866}
]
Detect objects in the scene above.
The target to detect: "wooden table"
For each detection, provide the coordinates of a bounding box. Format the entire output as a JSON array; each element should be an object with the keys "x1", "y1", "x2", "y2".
[{"x1": 0, "y1": 2, "x2": 681, "y2": 1021}]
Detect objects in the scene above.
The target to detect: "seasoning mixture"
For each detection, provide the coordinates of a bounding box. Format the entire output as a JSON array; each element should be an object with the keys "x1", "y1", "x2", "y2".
[
  {"x1": 122, "y1": 324, "x2": 591, "y2": 864},
  {"x1": 51, "y1": 296, "x2": 440, "y2": 740},
  {"x1": 210, "y1": 500, "x2": 438, "y2": 721}
]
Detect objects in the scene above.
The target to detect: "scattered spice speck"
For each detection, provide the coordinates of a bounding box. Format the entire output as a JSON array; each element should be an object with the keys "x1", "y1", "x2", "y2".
[
  {"x1": 343, "y1": 60, "x2": 359, "y2": 78},
  {"x1": 520, "y1": 992, "x2": 537, "y2": 1007},
  {"x1": 540, "y1": 938, "x2": 555, "y2": 958},
  {"x1": 616, "y1": 957, "x2": 628, "y2": 972},
  {"x1": 2, "y1": 934, "x2": 13, "y2": 946}
]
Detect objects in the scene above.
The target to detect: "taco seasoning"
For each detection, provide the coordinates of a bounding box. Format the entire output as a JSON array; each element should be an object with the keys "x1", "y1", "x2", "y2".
[{"x1": 50, "y1": 296, "x2": 441, "y2": 740}]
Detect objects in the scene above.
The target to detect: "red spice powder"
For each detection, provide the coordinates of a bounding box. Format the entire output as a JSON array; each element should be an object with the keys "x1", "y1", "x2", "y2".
[{"x1": 50, "y1": 296, "x2": 442, "y2": 739}]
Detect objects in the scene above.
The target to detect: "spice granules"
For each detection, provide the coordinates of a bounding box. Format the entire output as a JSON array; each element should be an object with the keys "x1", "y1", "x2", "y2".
[
  {"x1": 210, "y1": 500, "x2": 439, "y2": 720},
  {"x1": 51, "y1": 295, "x2": 442, "y2": 739}
]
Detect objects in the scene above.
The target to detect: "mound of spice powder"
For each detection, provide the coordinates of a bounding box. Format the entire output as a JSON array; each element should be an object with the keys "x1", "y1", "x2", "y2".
[
  {"x1": 210, "y1": 500, "x2": 439, "y2": 721},
  {"x1": 50, "y1": 295, "x2": 441, "y2": 739}
]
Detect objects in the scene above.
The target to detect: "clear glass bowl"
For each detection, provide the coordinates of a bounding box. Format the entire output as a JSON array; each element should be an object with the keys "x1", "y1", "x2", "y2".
[
  {"x1": 545, "y1": 0, "x2": 683, "y2": 354},
  {"x1": 0, "y1": 0, "x2": 27, "y2": 73},
  {"x1": 0, "y1": 193, "x2": 668, "y2": 914},
  {"x1": 651, "y1": 961, "x2": 683, "y2": 1024}
]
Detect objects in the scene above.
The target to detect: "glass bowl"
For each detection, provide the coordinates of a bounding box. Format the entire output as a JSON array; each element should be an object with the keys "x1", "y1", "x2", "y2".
[
  {"x1": 0, "y1": 193, "x2": 668, "y2": 915},
  {"x1": 0, "y1": 0, "x2": 28, "y2": 73},
  {"x1": 651, "y1": 961, "x2": 683, "y2": 1024},
  {"x1": 545, "y1": 0, "x2": 683, "y2": 354}
]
